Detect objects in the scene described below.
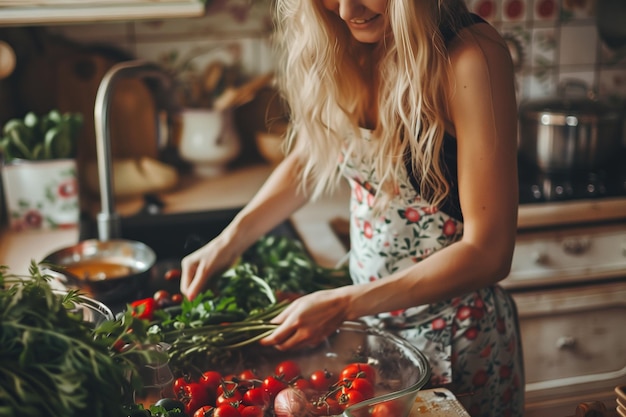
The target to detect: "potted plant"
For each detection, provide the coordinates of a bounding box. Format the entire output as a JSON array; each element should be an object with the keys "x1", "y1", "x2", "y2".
[{"x1": 0, "y1": 110, "x2": 83, "y2": 231}]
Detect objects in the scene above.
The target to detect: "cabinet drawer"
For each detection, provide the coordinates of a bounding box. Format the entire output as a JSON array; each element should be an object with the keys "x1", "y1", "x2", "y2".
[{"x1": 512, "y1": 280, "x2": 626, "y2": 397}]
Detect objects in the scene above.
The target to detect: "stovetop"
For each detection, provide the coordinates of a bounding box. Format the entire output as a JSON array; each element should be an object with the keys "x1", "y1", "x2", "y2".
[{"x1": 518, "y1": 149, "x2": 626, "y2": 205}]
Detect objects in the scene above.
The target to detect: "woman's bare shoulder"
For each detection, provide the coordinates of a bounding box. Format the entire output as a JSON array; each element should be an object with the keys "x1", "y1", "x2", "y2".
[{"x1": 446, "y1": 22, "x2": 514, "y2": 80}]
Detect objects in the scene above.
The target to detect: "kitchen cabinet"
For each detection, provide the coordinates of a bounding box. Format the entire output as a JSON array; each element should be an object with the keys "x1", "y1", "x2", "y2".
[{"x1": 0, "y1": 0, "x2": 205, "y2": 26}]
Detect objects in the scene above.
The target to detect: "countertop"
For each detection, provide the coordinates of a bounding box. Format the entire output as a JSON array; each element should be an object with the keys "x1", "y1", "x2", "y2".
[
  {"x1": 0, "y1": 163, "x2": 350, "y2": 274},
  {"x1": 2, "y1": 162, "x2": 625, "y2": 275}
]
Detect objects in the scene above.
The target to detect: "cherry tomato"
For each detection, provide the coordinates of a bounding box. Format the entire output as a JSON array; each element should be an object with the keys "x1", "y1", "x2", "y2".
[
  {"x1": 309, "y1": 369, "x2": 335, "y2": 391},
  {"x1": 164, "y1": 268, "x2": 182, "y2": 281},
  {"x1": 337, "y1": 389, "x2": 366, "y2": 410},
  {"x1": 291, "y1": 377, "x2": 311, "y2": 391},
  {"x1": 262, "y1": 375, "x2": 288, "y2": 400},
  {"x1": 171, "y1": 293, "x2": 184, "y2": 304},
  {"x1": 199, "y1": 370, "x2": 222, "y2": 393},
  {"x1": 193, "y1": 405, "x2": 214, "y2": 417},
  {"x1": 213, "y1": 404, "x2": 242, "y2": 417},
  {"x1": 216, "y1": 389, "x2": 243, "y2": 407},
  {"x1": 173, "y1": 376, "x2": 191, "y2": 395},
  {"x1": 240, "y1": 405, "x2": 264, "y2": 417},
  {"x1": 345, "y1": 377, "x2": 375, "y2": 399},
  {"x1": 178, "y1": 382, "x2": 211, "y2": 416},
  {"x1": 274, "y1": 360, "x2": 301, "y2": 382},
  {"x1": 238, "y1": 368, "x2": 259, "y2": 382},
  {"x1": 242, "y1": 387, "x2": 269, "y2": 407},
  {"x1": 340, "y1": 363, "x2": 376, "y2": 384},
  {"x1": 309, "y1": 397, "x2": 342, "y2": 416},
  {"x1": 370, "y1": 401, "x2": 403, "y2": 417}
]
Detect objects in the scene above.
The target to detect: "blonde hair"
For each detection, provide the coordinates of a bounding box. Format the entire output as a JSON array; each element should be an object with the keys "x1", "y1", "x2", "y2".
[{"x1": 273, "y1": 0, "x2": 470, "y2": 208}]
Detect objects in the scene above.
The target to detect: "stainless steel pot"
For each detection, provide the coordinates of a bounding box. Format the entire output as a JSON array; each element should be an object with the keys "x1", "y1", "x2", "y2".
[{"x1": 518, "y1": 80, "x2": 624, "y2": 174}]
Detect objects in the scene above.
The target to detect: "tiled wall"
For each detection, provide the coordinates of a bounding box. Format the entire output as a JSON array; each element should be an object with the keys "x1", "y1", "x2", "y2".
[{"x1": 44, "y1": 0, "x2": 625, "y2": 104}]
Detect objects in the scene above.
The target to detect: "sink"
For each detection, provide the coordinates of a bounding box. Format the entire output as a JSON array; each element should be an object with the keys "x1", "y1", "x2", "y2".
[{"x1": 79, "y1": 207, "x2": 299, "y2": 260}]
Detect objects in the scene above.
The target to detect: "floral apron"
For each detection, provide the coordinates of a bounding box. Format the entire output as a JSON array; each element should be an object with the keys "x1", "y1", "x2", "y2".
[{"x1": 340, "y1": 129, "x2": 525, "y2": 417}]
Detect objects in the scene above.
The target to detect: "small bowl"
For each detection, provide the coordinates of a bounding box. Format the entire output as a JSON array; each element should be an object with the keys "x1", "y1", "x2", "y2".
[
  {"x1": 179, "y1": 321, "x2": 430, "y2": 417},
  {"x1": 43, "y1": 238, "x2": 156, "y2": 303}
]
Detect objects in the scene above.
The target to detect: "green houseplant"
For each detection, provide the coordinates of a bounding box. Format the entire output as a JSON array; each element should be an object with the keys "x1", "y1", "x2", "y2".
[
  {"x1": 0, "y1": 110, "x2": 83, "y2": 162},
  {"x1": 0, "y1": 110, "x2": 84, "y2": 231}
]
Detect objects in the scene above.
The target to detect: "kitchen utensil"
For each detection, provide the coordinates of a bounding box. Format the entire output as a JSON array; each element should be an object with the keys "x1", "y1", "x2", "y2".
[
  {"x1": 187, "y1": 321, "x2": 430, "y2": 417},
  {"x1": 43, "y1": 238, "x2": 156, "y2": 303},
  {"x1": 518, "y1": 79, "x2": 624, "y2": 174},
  {"x1": 213, "y1": 72, "x2": 274, "y2": 111}
]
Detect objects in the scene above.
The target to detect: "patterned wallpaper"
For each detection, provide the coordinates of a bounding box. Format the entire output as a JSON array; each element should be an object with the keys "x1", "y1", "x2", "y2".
[{"x1": 44, "y1": 0, "x2": 625, "y2": 105}]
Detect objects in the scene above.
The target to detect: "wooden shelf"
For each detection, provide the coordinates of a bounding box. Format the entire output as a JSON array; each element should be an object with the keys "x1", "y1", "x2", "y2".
[{"x1": 0, "y1": 0, "x2": 205, "y2": 26}]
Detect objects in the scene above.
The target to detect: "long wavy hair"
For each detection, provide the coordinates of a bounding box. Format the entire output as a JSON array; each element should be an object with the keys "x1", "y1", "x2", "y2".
[{"x1": 273, "y1": 0, "x2": 472, "y2": 208}]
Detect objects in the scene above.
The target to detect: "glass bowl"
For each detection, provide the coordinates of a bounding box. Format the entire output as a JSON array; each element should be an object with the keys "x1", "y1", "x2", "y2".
[
  {"x1": 186, "y1": 321, "x2": 431, "y2": 417},
  {"x1": 53, "y1": 289, "x2": 115, "y2": 327}
]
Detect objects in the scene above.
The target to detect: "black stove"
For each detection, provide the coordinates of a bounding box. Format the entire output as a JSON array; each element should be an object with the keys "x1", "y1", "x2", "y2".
[{"x1": 518, "y1": 149, "x2": 626, "y2": 204}]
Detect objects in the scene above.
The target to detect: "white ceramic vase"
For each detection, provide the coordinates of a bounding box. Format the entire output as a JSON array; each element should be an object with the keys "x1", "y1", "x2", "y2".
[{"x1": 177, "y1": 108, "x2": 241, "y2": 177}]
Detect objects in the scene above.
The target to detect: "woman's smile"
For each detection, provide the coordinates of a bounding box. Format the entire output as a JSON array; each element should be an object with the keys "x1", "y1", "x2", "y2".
[{"x1": 322, "y1": 0, "x2": 388, "y2": 43}]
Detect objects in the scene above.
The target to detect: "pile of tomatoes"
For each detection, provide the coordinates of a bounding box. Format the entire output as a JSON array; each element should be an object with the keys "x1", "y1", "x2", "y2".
[{"x1": 165, "y1": 360, "x2": 382, "y2": 417}]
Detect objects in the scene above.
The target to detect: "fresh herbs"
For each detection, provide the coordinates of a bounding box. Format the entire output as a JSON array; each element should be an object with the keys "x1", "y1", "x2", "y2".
[
  {"x1": 0, "y1": 110, "x2": 83, "y2": 162},
  {"x1": 0, "y1": 262, "x2": 165, "y2": 417},
  {"x1": 146, "y1": 235, "x2": 351, "y2": 375}
]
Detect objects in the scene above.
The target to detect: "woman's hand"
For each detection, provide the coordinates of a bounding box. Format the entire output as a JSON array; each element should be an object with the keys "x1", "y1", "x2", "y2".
[
  {"x1": 260, "y1": 288, "x2": 352, "y2": 350},
  {"x1": 180, "y1": 234, "x2": 239, "y2": 300}
]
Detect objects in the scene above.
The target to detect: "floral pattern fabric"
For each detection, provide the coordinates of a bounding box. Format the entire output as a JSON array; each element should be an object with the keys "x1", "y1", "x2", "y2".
[{"x1": 340, "y1": 129, "x2": 525, "y2": 417}]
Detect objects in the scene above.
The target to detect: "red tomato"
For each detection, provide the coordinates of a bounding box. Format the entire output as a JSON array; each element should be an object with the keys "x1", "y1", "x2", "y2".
[
  {"x1": 340, "y1": 363, "x2": 376, "y2": 384},
  {"x1": 242, "y1": 387, "x2": 269, "y2": 407},
  {"x1": 291, "y1": 377, "x2": 311, "y2": 391},
  {"x1": 309, "y1": 369, "x2": 335, "y2": 391},
  {"x1": 238, "y1": 368, "x2": 259, "y2": 382},
  {"x1": 171, "y1": 293, "x2": 183, "y2": 304},
  {"x1": 370, "y1": 401, "x2": 403, "y2": 417},
  {"x1": 213, "y1": 404, "x2": 242, "y2": 417},
  {"x1": 274, "y1": 360, "x2": 301, "y2": 382},
  {"x1": 164, "y1": 268, "x2": 182, "y2": 281},
  {"x1": 199, "y1": 370, "x2": 222, "y2": 394},
  {"x1": 240, "y1": 405, "x2": 264, "y2": 417},
  {"x1": 337, "y1": 389, "x2": 366, "y2": 410},
  {"x1": 193, "y1": 405, "x2": 214, "y2": 417},
  {"x1": 345, "y1": 377, "x2": 375, "y2": 399},
  {"x1": 178, "y1": 382, "x2": 211, "y2": 416},
  {"x1": 173, "y1": 376, "x2": 191, "y2": 395},
  {"x1": 309, "y1": 397, "x2": 342, "y2": 416},
  {"x1": 262, "y1": 375, "x2": 288, "y2": 400},
  {"x1": 216, "y1": 389, "x2": 243, "y2": 407}
]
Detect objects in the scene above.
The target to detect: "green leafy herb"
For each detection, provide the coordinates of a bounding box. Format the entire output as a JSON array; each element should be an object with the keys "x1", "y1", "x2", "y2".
[{"x1": 0, "y1": 262, "x2": 165, "y2": 417}]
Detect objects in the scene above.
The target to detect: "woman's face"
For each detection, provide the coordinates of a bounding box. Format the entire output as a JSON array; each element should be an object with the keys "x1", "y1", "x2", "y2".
[{"x1": 321, "y1": 0, "x2": 388, "y2": 44}]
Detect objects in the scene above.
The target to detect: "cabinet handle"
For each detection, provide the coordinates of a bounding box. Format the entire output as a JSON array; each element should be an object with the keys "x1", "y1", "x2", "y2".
[
  {"x1": 556, "y1": 336, "x2": 576, "y2": 349},
  {"x1": 562, "y1": 237, "x2": 590, "y2": 255}
]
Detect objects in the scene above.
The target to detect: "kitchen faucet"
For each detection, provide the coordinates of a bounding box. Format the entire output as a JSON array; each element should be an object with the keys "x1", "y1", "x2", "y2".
[{"x1": 93, "y1": 60, "x2": 174, "y2": 241}]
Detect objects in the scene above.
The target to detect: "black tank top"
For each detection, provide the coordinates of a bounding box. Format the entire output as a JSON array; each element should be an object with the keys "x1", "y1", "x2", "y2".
[{"x1": 405, "y1": 13, "x2": 487, "y2": 223}]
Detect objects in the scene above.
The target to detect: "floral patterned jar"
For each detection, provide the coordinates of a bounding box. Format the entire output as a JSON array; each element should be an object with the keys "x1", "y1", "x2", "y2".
[{"x1": 1, "y1": 158, "x2": 79, "y2": 231}]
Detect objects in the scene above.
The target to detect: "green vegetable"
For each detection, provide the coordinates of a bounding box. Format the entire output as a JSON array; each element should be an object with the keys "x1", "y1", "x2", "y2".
[
  {"x1": 147, "y1": 235, "x2": 352, "y2": 375},
  {"x1": 0, "y1": 262, "x2": 165, "y2": 417},
  {"x1": 0, "y1": 110, "x2": 83, "y2": 162}
]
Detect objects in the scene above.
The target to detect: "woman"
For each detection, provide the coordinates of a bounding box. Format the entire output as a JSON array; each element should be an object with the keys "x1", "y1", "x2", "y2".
[{"x1": 180, "y1": 1, "x2": 524, "y2": 416}]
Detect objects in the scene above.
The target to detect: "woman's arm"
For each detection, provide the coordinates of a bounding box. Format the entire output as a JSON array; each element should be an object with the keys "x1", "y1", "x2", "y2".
[
  {"x1": 261, "y1": 23, "x2": 519, "y2": 350},
  {"x1": 180, "y1": 150, "x2": 310, "y2": 299}
]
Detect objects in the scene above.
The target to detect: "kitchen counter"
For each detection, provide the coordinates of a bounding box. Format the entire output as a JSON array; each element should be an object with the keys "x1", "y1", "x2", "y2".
[
  {"x1": 0, "y1": 163, "x2": 350, "y2": 274},
  {"x1": 2, "y1": 162, "x2": 625, "y2": 274}
]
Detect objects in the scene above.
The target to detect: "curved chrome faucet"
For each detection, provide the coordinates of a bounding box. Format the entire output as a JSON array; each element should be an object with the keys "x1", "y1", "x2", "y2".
[{"x1": 93, "y1": 60, "x2": 173, "y2": 241}]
